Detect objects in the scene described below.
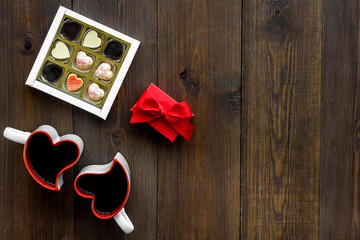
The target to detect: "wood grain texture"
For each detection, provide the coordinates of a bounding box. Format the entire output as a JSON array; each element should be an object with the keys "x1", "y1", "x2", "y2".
[
  {"x1": 157, "y1": 0, "x2": 241, "y2": 239},
  {"x1": 4, "y1": 0, "x2": 360, "y2": 238},
  {"x1": 0, "y1": 1, "x2": 74, "y2": 240},
  {"x1": 320, "y1": 0, "x2": 360, "y2": 239},
  {"x1": 71, "y1": 0, "x2": 158, "y2": 239},
  {"x1": 241, "y1": 0, "x2": 322, "y2": 239}
]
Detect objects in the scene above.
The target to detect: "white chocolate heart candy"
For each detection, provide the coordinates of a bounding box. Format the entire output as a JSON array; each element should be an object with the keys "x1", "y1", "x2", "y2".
[
  {"x1": 88, "y1": 83, "x2": 104, "y2": 101},
  {"x1": 82, "y1": 30, "x2": 101, "y2": 48},
  {"x1": 51, "y1": 41, "x2": 70, "y2": 60},
  {"x1": 95, "y1": 62, "x2": 113, "y2": 80},
  {"x1": 76, "y1": 51, "x2": 93, "y2": 70}
]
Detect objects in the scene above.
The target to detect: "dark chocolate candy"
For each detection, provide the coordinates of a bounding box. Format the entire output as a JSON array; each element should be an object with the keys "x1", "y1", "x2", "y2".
[
  {"x1": 42, "y1": 63, "x2": 64, "y2": 83},
  {"x1": 104, "y1": 40, "x2": 124, "y2": 60},
  {"x1": 60, "y1": 20, "x2": 82, "y2": 41}
]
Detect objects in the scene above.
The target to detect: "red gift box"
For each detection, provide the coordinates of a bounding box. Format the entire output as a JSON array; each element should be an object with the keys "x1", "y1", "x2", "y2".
[{"x1": 130, "y1": 84, "x2": 194, "y2": 142}]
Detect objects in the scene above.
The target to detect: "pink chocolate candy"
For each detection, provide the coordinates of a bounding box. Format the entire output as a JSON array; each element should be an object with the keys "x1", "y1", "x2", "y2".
[{"x1": 95, "y1": 62, "x2": 113, "y2": 80}]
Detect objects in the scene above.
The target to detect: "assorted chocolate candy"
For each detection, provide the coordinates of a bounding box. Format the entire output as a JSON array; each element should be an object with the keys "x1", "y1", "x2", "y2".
[
  {"x1": 67, "y1": 74, "x2": 83, "y2": 92},
  {"x1": 82, "y1": 30, "x2": 102, "y2": 50},
  {"x1": 37, "y1": 16, "x2": 130, "y2": 107},
  {"x1": 95, "y1": 62, "x2": 114, "y2": 80},
  {"x1": 51, "y1": 41, "x2": 71, "y2": 60},
  {"x1": 60, "y1": 19, "x2": 82, "y2": 41},
  {"x1": 41, "y1": 62, "x2": 64, "y2": 83},
  {"x1": 75, "y1": 51, "x2": 93, "y2": 70},
  {"x1": 104, "y1": 39, "x2": 124, "y2": 61}
]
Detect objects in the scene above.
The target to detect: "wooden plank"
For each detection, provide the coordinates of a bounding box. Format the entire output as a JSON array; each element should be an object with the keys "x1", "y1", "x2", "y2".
[
  {"x1": 241, "y1": 0, "x2": 322, "y2": 238},
  {"x1": 0, "y1": 1, "x2": 74, "y2": 240},
  {"x1": 320, "y1": 0, "x2": 360, "y2": 239},
  {"x1": 157, "y1": 0, "x2": 241, "y2": 239},
  {"x1": 71, "y1": 0, "x2": 158, "y2": 239}
]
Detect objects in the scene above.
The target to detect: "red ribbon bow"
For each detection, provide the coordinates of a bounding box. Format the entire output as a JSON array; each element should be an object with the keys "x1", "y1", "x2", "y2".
[{"x1": 130, "y1": 84, "x2": 194, "y2": 142}]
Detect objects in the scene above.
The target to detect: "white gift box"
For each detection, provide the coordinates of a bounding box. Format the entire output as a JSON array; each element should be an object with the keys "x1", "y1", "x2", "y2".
[{"x1": 25, "y1": 6, "x2": 140, "y2": 119}]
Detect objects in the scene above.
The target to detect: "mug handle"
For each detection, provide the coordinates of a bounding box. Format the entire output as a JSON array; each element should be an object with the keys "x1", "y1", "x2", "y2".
[
  {"x1": 3, "y1": 127, "x2": 31, "y2": 145},
  {"x1": 113, "y1": 208, "x2": 134, "y2": 234}
]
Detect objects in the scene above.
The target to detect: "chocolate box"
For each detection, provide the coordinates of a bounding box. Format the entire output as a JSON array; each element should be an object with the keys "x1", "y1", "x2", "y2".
[{"x1": 26, "y1": 6, "x2": 140, "y2": 119}]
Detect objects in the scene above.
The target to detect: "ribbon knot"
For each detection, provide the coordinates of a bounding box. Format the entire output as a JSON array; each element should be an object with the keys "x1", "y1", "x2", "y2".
[
  {"x1": 159, "y1": 106, "x2": 166, "y2": 118},
  {"x1": 130, "y1": 84, "x2": 194, "y2": 142}
]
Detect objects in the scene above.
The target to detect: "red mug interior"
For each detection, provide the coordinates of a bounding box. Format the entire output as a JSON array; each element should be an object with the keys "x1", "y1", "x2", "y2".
[
  {"x1": 74, "y1": 159, "x2": 130, "y2": 219},
  {"x1": 23, "y1": 130, "x2": 80, "y2": 191}
]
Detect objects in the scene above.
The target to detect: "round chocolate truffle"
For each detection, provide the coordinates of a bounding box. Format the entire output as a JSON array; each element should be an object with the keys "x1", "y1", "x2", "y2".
[
  {"x1": 103, "y1": 40, "x2": 124, "y2": 60},
  {"x1": 41, "y1": 63, "x2": 64, "y2": 83}
]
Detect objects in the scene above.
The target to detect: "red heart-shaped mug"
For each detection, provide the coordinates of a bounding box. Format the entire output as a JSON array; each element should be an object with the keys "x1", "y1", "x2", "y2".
[
  {"x1": 74, "y1": 152, "x2": 134, "y2": 234},
  {"x1": 3, "y1": 125, "x2": 84, "y2": 191}
]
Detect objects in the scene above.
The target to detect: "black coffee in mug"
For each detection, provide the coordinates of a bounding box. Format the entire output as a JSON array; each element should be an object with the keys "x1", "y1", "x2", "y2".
[
  {"x1": 26, "y1": 132, "x2": 79, "y2": 185},
  {"x1": 4, "y1": 125, "x2": 83, "y2": 192},
  {"x1": 76, "y1": 162, "x2": 128, "y2": 214},
  {"x1": 73, "y1": 152, "x2": 133, "y2": 233}
]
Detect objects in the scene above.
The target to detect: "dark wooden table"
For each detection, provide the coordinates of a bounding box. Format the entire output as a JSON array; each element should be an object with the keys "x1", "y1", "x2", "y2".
[{"x1": 1, "y1": 0, "x2": 358, "y2": 239}]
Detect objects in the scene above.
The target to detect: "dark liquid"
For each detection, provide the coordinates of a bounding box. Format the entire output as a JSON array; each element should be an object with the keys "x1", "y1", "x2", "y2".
[
  {"x1": 26, "y1": 132, "x2": 79, "y2": 185},
  {"x1": 60, "y1": 19, "x2": 82, "y2": 41},
  {"x1": 41, "y1": 63, "x2": 64, "y2": 83},
  {"x1": 77, "y1": 162, "x2": 128, "y2": 214},
  {"x1": 103, "y1": 40, "x2": 124, "y2": 60}
]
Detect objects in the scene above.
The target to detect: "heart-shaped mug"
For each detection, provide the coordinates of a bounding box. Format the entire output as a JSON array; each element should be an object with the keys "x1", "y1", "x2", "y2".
[
  {"x1": 3, "y1": 125, "x2": 84, "y2": 191},
  {"x1": 74, "y1": 152, "x2": 134, "y2": 234}
]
